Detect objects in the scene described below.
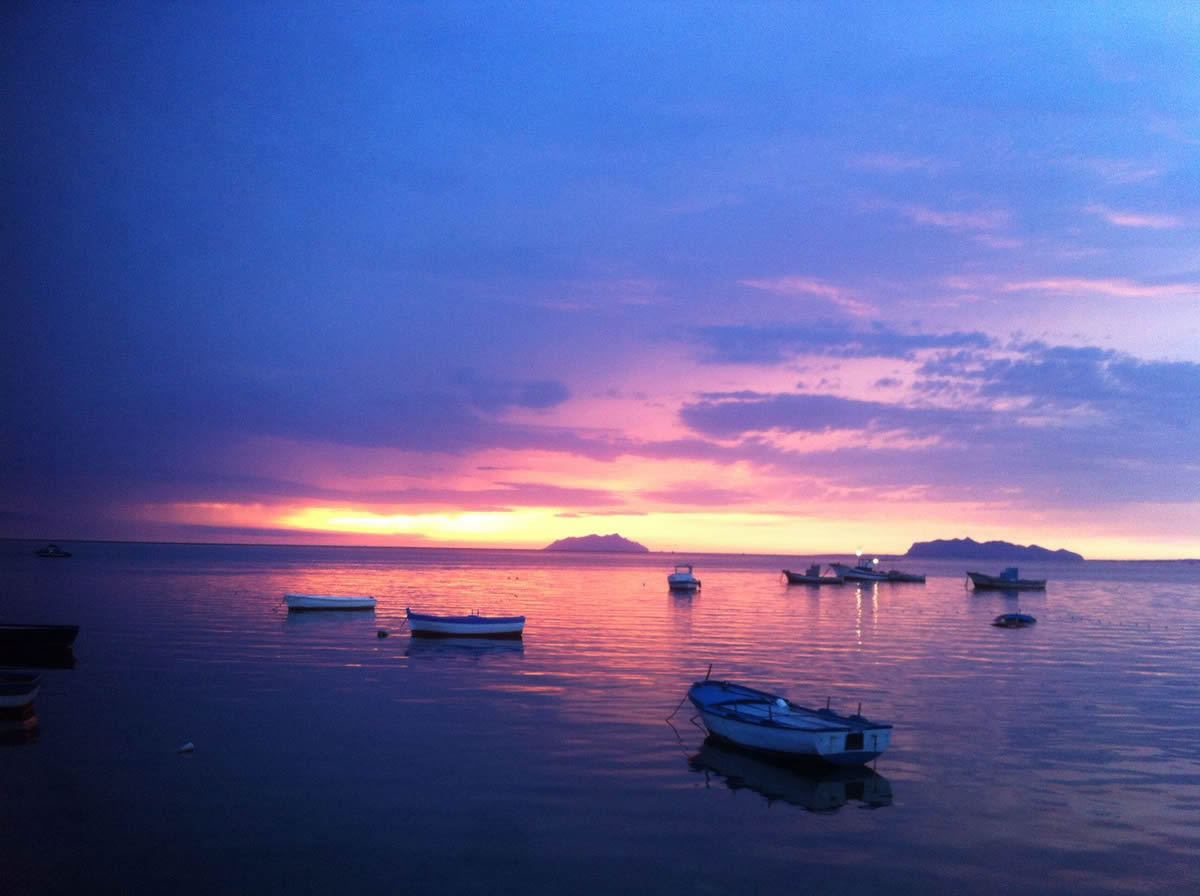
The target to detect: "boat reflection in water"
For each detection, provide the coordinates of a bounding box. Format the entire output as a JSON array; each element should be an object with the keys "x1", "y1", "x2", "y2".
[
  {"x1": 689, "y1": 738, "x2": 893, "y2": 813},
  {"x1": 0, "y1": 713, "x2": 40, "y2": 746},
  {"x1": 404, "y1": 636, "x2": 525, "y2": 660}
]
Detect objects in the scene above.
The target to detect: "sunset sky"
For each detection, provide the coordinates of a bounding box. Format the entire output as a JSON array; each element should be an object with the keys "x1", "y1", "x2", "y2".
[{"x1": 4, "y1": 2, "x2": 1199, "y2": 559}]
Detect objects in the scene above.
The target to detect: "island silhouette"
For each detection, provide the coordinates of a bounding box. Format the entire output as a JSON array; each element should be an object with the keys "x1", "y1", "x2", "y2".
[
  {"x1": 904, "y1": 537, "x2": 1083, "y2": 562},
  {"x1": 543, "y1": 533, "x2": 649, "y2": 553}
]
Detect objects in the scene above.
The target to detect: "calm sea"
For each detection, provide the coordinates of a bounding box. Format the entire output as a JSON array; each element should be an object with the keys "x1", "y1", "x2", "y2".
[{"x1": 3, "y1": 540, "x2": 1199, "y2": 895}]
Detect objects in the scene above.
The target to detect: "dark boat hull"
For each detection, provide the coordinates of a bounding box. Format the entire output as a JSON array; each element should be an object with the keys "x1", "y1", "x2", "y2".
[
  {"x1": 782, "y1": 569, "x2": 844, "y2": 585},
  {"x1": 0, "y1": 624, "x2": 80, "y2": 648},
  {"x1": 967, "y1": 572, "x2": 1045, "y2": 591}
]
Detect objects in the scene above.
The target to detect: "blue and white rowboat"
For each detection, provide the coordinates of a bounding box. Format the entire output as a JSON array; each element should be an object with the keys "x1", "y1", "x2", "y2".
[
  {"x1": 688, "y1": 678, "x2": 892, "y2": 766},
  {"x1": 406, "y1": 608, "x2": 525, "y2": 639}
]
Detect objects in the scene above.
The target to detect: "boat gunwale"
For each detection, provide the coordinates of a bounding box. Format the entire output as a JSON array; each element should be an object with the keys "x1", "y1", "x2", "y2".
[
  {"x1": 700, "y1": 702, "x2": 892, "y2": 734},
  {"x1": 689, "y1": 681, "x2": 892, "y2": 734},
  {"x1": 405, "y1": 610, "x2": 525, "y2": 625}
]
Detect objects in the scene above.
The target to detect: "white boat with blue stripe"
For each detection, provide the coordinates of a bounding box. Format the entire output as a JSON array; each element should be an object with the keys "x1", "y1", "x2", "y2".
[
  {"x1": 406, "y1": 608, "x2": 525, "y2": 639},
  {"x1": 687, "y1": 677, "x2": 892, "y2": 766}
]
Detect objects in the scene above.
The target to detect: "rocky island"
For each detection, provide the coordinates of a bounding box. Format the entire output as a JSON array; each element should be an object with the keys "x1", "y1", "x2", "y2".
[
  {"x1": 543, "y1": 533, "x2": 649, "y2": 553},
  {"x1": 904, "y1": 537, "x2": 1083, "y2": 562}
]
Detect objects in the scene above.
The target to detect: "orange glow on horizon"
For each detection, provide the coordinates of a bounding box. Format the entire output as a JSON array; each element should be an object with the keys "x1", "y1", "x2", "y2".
[{"x1": 129, "y1": 498, "x2": 1200, "y2": 560}]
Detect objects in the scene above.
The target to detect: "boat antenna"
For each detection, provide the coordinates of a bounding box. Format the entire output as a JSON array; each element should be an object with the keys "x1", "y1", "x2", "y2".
[{"x1": 704, "y1": 663, "x2": 712, "y2": 681}]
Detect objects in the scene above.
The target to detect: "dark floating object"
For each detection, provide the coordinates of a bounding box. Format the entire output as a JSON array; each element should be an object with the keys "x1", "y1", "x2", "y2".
[
  {"x1": 0, "y1": 624, "x2": 79, "y2": 649},
  {"x1": 34, "y1": 544, "x2": 71, "y2": 558},
  {"x1": 377, "y1": 629, "x2": 389, "y2": 638},
  {"x1": 993, "y1": 613, "x2": 1037, "y2": 628},
  {"x1": 0, "y1": 624, "x2": 80, "y2": 668}
]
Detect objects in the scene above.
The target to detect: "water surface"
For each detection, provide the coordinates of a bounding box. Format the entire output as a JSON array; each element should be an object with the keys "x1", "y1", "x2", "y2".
[{"x1": 3, "y1": 542, "x2": 1199, "y2": 894}]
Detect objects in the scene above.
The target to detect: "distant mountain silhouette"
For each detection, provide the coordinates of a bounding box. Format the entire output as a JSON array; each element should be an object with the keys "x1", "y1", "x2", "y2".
[
  {"x1": 905, "y1": 537, "x2": 1083, "y2": 562},
  {"x1": 543, "y1": 533, "x2": 649, "y2": 553}
]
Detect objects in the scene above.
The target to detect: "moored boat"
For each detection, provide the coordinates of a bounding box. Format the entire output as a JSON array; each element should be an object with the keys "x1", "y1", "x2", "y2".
[
  {"x1": 829, "y1": 557, "x2": 888, "y2": 581},
  {"x1": 668, "y1": 564, "x2": 701, "y2": 591},
  {"x1": 284, "y1": 593, "x2": 377, "y2": 611},
  {"x1": 34, "y1": 544, "x2": 71, "y2": 558},
  {"x1": 967, "y1": 568, "x2": 1046, "y2": 591},
  {"x1": 0, "y1": 673, "x2": 41, "y2": 718},
  {"x1": 831, "y1": 553, "x2": 924, "y2": 583},
  {"x1": 406, "y1": 608, "x2": 525, "y2": 639},
  {"x1": 782, "y1": 564, "x2": 844, "y2": 585},
  {"x1": 687, "y1": 677, "x2": 892, "y2": 766}
]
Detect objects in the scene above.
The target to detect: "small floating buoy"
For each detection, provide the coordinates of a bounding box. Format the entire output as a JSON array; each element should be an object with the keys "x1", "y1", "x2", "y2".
[
  {"x1": 377, "y1": 629, "x2": 388, "y2": 638},
  {"x1": 177, "y1": 742, "x2": 194, "y2": 754}
]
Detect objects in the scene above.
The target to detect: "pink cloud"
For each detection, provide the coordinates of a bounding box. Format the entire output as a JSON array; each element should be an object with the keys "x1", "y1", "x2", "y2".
[
  {"x1": 1001, "y1": 277, "x2": 1199, "y2": 298},
  {"x1": 739, "y1": 276, "x2": 876, "y2": 317},
  {"x1": 849, "y1": 152, "x2": 941, "y2": 173},
  {"x1": 1084, "y1": 205, "x2": 1182, "y2": 229}
]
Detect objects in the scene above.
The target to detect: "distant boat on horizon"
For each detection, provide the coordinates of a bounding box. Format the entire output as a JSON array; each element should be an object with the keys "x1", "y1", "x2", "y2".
[
  {"x1": 967, "y1": 568, "x2": 1046, "y2": 591},
  {"x1": 782, "y1": 564, "x2": 844, "y2": 585}
]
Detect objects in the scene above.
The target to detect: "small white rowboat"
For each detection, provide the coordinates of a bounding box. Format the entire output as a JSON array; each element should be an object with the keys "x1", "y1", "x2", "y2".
[
  {"x1": 406, "y1": 608, "x2": 525, "y2": 639},
  {"x1": 284, "y1": 593, "x2": 377, "y2": 611}
]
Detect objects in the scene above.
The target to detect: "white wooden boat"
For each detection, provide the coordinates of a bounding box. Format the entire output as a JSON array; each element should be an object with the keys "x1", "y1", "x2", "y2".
[
  {"x1": 967, "y1": 568, "x2": 1046, "y2": 591},
  {"x1": 688, "y1": 678, "x2": 892, "y2": 766},
  {"x1": 406, "y1": 608, "x2": 525, "y2": 639},
  {"x1": 0, "y1": 673, "x2": 41, "y2": 715},
  {"x1": 667, "y1": 564, "x2": 701, "y2": 590},
  {"x1": 782, "y1": 565, "x2": 843, "y2": 585},
  {"x1": 284, "y1": 593, "x2": 377, "y2": 611}
]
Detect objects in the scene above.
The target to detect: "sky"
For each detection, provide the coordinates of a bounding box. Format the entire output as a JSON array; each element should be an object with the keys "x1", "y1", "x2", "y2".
[{"x1": 3, "y1": 2, "x2": 1199, "y2": 559}]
